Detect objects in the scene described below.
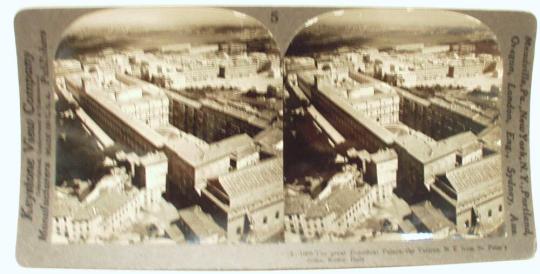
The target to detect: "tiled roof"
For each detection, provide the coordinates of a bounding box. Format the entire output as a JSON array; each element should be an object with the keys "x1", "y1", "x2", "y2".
[
  {"x1": 217, "y1": 157, "x2": 283, "y2": 208},
  {"x1": 445, "y1": 154, "x2": 501, "y2": 194}
]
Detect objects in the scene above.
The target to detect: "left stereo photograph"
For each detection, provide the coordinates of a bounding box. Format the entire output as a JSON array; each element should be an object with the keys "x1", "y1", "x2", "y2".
[{"x1": 53, "y1": 7, "x2": 284, "y2": 245}]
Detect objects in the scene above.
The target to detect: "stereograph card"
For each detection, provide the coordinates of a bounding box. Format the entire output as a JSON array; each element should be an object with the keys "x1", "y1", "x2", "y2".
[{"x1": 13, "y1": 6, "x2": 537, "y2": 269}]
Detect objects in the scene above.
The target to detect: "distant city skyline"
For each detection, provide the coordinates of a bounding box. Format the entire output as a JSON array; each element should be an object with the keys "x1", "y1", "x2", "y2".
[
  {"x1": 63, "y1": 8, "x2": 264, "y2": 37},
  {"x1": 57, "y1": 8, "x2": 275, "y2": 59},
  {"x1": 287, "y1": 9, "x2": 497, "y2": 56}
]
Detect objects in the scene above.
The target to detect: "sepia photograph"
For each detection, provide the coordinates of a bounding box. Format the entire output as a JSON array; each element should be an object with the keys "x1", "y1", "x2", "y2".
[
  {"x1": 52, "y1": 7, "x2": 284, "y2": 245},
  {"x1": 283, "y1": 9, "x2": 504, "y2": 243},
  {"x1": 52, "y1": 7, "x2": 506, "y2": 246}
]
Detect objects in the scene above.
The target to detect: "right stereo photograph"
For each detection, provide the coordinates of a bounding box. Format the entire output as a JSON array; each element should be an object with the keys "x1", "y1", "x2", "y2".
[{"x1": 283, "y1": 9, "x2": 504, "y2": 243}]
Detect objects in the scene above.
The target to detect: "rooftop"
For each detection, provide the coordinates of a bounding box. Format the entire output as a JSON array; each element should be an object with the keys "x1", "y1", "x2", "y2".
[
  {"x1": 54, "y1": 190, "x2": 136, "y2": 221},
  {"x1": 217, "y1": 157, "x2": 283, "y2": 208},
  {"x1": 177, "y1": 206, "x2": 224, "y2": 239},
  {"x1": 139, "y1": 151, "x2": 168, "y2": 166},
  {"x1": 317, "y1": 81, "x2": 395, "y2": 144},
  {"x1": 429, "y1": 97, "x2": 492, "y2": 127},
  {"x1": 254, "y1": 127, "x2": 283, "y2": 148},
  {"x1": 165, "y1": 90, "x2": 202, "y2": 109},
  {"x1": 410, "y1": 201, "x2": 454, "y2": 232},
  {"x1": 444, "y1": 154, "x2": 502, "y2": 195},
  {"x1": 370, "y1": 149, "x2": 398, "y2": 163},
  {"x1": 205, "y1": 134, "x2": 254, "y2": 162},
  {"x1": 478, "y1": 124, "x2": 501, "y2": 149},
  {"x1": 459, "y1": 141, "x2": 483, "y2": 156},
  {"x1": 355, "y1": 72, "x2": 431, "y2": 107},
  {"x1": 200, "y1": 99, "x2": 269, "y2": 129},
  {"x1": 165, "y1": 133, "x2": 253, "y2": 167},
  {"x1": 348, "y1": 92, "x2": 399, "y2": 105},
  {"x1": 395, "y1": 131, "x2": 477, "y2": 164},
  {"x1": 285, "y1": 186, "x2": 372, "y2": 219},
  {"x1": 306, "y1": 106, "x2": 345, "y2": 145},
  {"x1": 86, "y1": 90, "x2": 166, "y2": 149}
]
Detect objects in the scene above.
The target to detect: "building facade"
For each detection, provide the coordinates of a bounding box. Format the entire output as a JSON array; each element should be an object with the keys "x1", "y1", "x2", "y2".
[
  {"x1": 430, "y1": 155, "x2": 504, "y2": 234},
  {"x1": 201, "y1": 158, "x2": 284, "y2": 242}
]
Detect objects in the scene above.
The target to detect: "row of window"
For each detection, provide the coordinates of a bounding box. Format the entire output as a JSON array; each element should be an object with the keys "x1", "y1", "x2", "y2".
[
  {"x1": 235, "y1": 211, "x2": 281, "y2": 235},
  {"x1": 463, "y1": 204, "x2": 503, "y2": 228}
]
